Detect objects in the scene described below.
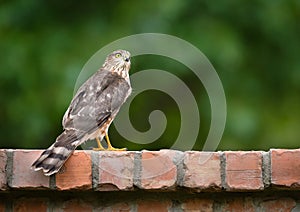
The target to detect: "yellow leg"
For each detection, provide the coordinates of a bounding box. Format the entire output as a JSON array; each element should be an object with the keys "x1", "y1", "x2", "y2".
[
  {"x1": 93, "y1": 137, "x2": 106, "y2": 151},
  {"x1": 105, "y1": 133, "x2": 127, "y2": 151}
]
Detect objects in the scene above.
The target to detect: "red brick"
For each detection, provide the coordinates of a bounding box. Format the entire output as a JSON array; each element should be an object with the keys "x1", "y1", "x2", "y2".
[
  {"x1": 62, "y1": 199, "x2": 92, "y2": 212},
  {"x1": 140, "y1": 150, "x2": 177, "y2": 189},
  {"x1": 13, "y1": 198, "x2": 47, "y2": 212},
  {"x1": 97, "y1": 151, "x2": 134, "y2": 191},
  {"x1": 225, "y1": 151, "x2": 263, "y2": 191},
  {"x1": 260, "y1": 198, "x2": 296, "y2": 211},
  {"x1": 12, "y1": 150, "x2": 49, "y2": 189},
  {"x1": 56, "y1": 151, "x2": 92, "y2": 190},
  {"x1": 137, "y1": 200, "x2": 171, "y2": 212},
  {"x1": 271, "y1": 149, "x2": 300, "y2": 187},
  {"x1": 183, "y1": 152, "x2": 221, "y2": 190},
  {"x1": 0, "y1": 150, "x2": 7, "y2": 190},
  {"x1": 222, "y1": 198, "x2": 255, "y2": 212},
  {"x1": 96, "y1": 202, "x2": 131, "y2": 211},
  {"x1": 0, "y1": 201, "x2": 5, "y2": 212},
  {"x1": 181, "y1": 199, "x2": 213, "y2": 211}
]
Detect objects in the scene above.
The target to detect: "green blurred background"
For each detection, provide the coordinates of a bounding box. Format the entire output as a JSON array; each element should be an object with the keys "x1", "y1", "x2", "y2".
[{"x1": 1, "y1": 0, "x2": 299, "y2": 150}]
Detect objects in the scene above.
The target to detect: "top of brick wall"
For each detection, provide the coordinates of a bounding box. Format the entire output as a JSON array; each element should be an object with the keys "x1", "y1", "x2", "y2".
[{"x1": 0, "y1": 149, "x2": 300, "y2": 191}]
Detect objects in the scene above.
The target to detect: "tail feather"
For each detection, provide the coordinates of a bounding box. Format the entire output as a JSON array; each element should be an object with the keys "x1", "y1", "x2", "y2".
[{"x1": 32, "y1": 130, "x2": 81, "y2": 176}]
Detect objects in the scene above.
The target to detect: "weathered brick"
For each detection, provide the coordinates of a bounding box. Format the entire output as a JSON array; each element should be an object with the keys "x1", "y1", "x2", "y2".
[
  {"x1": 97, "y1": 151, "x2": 134, "y2": 191},
  {"x1": 96, "y1": 202, "x2": 131, "y2": 211},
  {"x1": 271, "y1": 149, "x2": 300, "y2": 187},
  {"x1": 62, "y1": 199, "x2": 93, "y2": 212},
  {"x1": 12, "y1": 150, "x2": 49, "y2": 189},
  {"x1": 225, "y1": 151, "x2": 263, "y2": 191},
  {"x1": 221, "y1": 197, "x2": 255, "y2": 212},
  {"x1": 182, "y1": 151, "x2": 221, "y2": 190},
  {"x1": 181, "y1": 199, "x2": 214, "y2": 212},
  {"x1": 0, "y1": 200, "x2": 5, "y2": 212},
  {"x1": 260, "y1": 198, "x2": 296, "y2": 211},
  {"x1": 56, "y1": 151, "x2": 92, "y2": 190},
  {"x1": 140, "y1": 150, "x2": 177, "y2": 190},
  {"x1": 13, "y1": 198, "x2": 47, "y2": 212},
  {"x1": 137, "y1": 200, "x2": 171, "y2": 212},
  {"x1": 0, "y1": 150, "x2": 7, "y2": 190}
]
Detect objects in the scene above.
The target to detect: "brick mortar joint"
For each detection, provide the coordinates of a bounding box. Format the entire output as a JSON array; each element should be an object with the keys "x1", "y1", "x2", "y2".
[
  {"x1": 5, "y1": 150, "x2": 13, "y2": 188},
  {"x1": 262, "y1": 151, "x2": 271, "y2": 188},
  {"x1": 91, "y1": 151, "x2": 99, "y2": 189},
  {"x1": 173, "y1": 151, "x2": 184, "y2": 187},
  {"x1": 133, "y1": 152, "x2": 142, "y2": 188},
  {"x1": 220, "y1": 152, "x2": 227, "y2": 190}
]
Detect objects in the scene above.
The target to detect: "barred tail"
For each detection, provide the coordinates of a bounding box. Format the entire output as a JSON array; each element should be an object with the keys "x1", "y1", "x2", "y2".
[{"x1": 31, "y1": 129, "x2": 81, "y2": 176}]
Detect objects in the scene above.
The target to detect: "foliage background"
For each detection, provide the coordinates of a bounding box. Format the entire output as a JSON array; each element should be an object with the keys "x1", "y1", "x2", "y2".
[{"x1": 1, "y1": 0, "x2": 299, "y2": 150}]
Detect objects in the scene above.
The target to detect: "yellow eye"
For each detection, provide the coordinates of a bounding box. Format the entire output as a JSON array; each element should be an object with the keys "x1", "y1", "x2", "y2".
[{"x1": 115, "y1": 53, "x2": 121, "y2": 58}]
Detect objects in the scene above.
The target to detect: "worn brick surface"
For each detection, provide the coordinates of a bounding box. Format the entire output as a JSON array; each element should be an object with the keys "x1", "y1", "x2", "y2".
[
  {"x1": 183, "y1": 152, "x2": 221, "y2": 190},
  {"x1": 12, "y1": 150, "x2": 49, "y2": 189},
  {"x1": 271, "y1": 149, "x2": 300, "y2": 187},
  {"x1": 0, "y1": 150, "x2": 7, "y2": 190},
  {"x1": 62, "y1": 199, "x2": 93, "y2": 212},
  {"x1": 140, "y1": 150, "x2": 177, "y2": 189},
  {"x1": 137, "y1": 200, "x2": 171, "y2": 212},
  {"x1": 260, "y1": 198, "x2": 296, "y2": 211},
  {"x1": 13, "y1": 198, "x2": 47, "y2": 212},
  {"x1": 97, "y1": 151, "x2": 134, "y2": 191},
  {"x1": 225, "y1": 151, "x2": 263, "y2": 191},
  {"x1": 221, "y1": 198, "x2": 255, "y2": 212},
  {"x1": 0, "y1": 201, "x2": 5, "y2": 212},
  {"x1": 56, "y1": 151, "x2": 92, "y2": 190},
  {"x1": 97, "y1": 202, "x2": 131, "y2": 211},
  {"x1": 181, "y1": 199, "x2": 214, "y2": 212}
]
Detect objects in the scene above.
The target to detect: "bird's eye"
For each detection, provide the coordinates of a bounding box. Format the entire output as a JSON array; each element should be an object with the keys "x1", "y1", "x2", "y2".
[{"x1": 115, "y1": 53, "x2": 121, "y2": 58}]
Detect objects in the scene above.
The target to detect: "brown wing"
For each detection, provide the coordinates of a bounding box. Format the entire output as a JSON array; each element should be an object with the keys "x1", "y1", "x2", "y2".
[{"x1": 62, "y1": 69, "x2": 131, "y2": 137}]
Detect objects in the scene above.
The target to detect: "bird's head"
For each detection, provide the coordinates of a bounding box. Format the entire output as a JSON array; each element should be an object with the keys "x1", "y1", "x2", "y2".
[{"x1": 103, "y1": 50, "x2": 131, "y2": 74}]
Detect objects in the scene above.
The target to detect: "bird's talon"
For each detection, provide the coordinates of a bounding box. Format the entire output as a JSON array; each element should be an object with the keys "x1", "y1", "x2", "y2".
[
  {"x1": 93, "y1": 147, "x2": 106, "y2": 151},
  {"x1": 106, "y1": 147, "x2": 127, "y2": 151},
  {"x1": 103, "y1": 133, "x2": 127, "y2": 151}
]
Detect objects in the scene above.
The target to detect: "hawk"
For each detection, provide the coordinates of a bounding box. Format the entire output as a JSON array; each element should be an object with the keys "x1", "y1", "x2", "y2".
[{"x1": 32, "y1": 50, "x2": 132, "y2": 176}]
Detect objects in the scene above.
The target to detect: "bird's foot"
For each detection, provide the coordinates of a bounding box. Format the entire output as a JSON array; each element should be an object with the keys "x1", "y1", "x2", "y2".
[
  {"x1": 92, "y1": 146, "x2": 127, "y2": 151},
  {"x1": 106, "y1": 147, "x2": 127, "y2": 151},
  {"x1": 104, "y1": 133, "x2": 127, "y2": 151},
  {"x1": 94, "y1": 137, "x2": 106, "y2": 151},
  {"x1": 93, "y1": 134, "x2": 127, "y2": 151},
  {"x1": 93, "y1": 147, "x2": 106, "y2": 151}
]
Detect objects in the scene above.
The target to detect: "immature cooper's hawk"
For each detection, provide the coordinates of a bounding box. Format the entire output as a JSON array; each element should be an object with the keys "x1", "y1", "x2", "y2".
[{"x1": 32, "y1": 50, "x2": 132, "y2": 176}]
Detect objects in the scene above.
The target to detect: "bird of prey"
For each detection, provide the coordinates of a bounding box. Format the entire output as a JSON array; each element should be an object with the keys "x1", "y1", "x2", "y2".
[{"x1": 32, "y1": 50, "x2": 132, "y2": 176}]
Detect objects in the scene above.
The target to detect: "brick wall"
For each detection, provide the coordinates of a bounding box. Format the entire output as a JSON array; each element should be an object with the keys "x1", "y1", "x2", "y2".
[{"x1": 0, "y1": 149, "x2": 300, "y2": 211}]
